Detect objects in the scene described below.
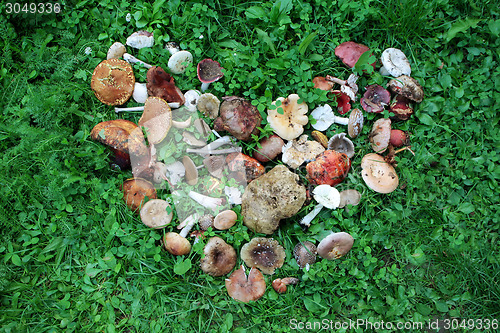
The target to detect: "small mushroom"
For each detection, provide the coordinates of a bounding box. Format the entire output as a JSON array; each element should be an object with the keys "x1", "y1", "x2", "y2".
[
  {"x1": 310, "y1": 104, "x2": 335, "y2": 131},
  {"x1": 347, "y1": 109, "x2": 364, "y2": 139},
  {"x1": 90, "y1": 119, "x2": 149, "y2": 158},
  {"x1": 327, "y1": 133, "x2": 355, "y2": 158},
  {"x1": 360, "y1": 85, "x2": 391, "y2": 113},
  {"x1": 390, "y1": 95, "x2": 414, "y2": 121},
  {"x1": 132, "y1": 83, "x2": 148, "y2": 103},
  {"x1": 311, "y1": 131, "x2": 329, "y2": 149},
  {"x1": 267, "y1": 94, "x2": 308, "y2": 141},
  {"x1": 193, "y1": 118, "x2": 212, "y2": 140},
  {"x1": 200, "y1": 236, "x2": 237, "y2": 276},
  {"x1": 282, "y1": 135, "x2": 325, "y2": 169},
  {"x1": 166, "y1": 43, "x2": 193, "y2": 74},
  {"x1": 203, "y1": 155, "x2": 226, "y2": 179},
  {"x1": 199, "y1": 214, "x2": 215, "y2": 230},
  {"x1": 332, "y1": 90, "x2": 351, "y2": 115},
  {"x1": 140, "y1": 199, "x2": 173, "y2": 229},
  {"x1": 184, "y1": 90, "x2": 201, "y2": 112},
  {"x1": 272, "y1": 277, "x2": 300, "y2": 293},
  {"x1": 163, "y1": 213, "x2": 198, "y2": 256},
  {"x1": 182, "y1": 156, "x2": 199, "y2": 185},
  {"x1": 164, "y1": 161, "x2": 185, "y2": 185},
  {"x1": 138, "y1": 97, "x2": 172, "y2": 145},
  {"x1": 334, "y1": 41, "x2": 375, "y2": 69},
  {"x1": 91, "y1": 59, "x2": 135, "y2": 105},
  {"x1": 146, "y1": 66, "x2": 185, "y2": 104},
  {"x1": 252, "y1": 135, "x2": 285, "y2": 162},
  {"x1": 326, "y1": 73, "x2": 359, "y2": 101},
  {"x1": 197, "y1": 59, "x2": 224, "y2": 91},
  {"x1": 122, "y1": 178, "x2": 157, "y2": 212},
  {"x1": 369, "y1": 118, "x2": 391, "y2": 153},
  {"x1": 388, "y1": 75, "x2": 424, "y2": 103},
  {"x1": 317, "y1": 232, "x2": 354, "y2": 260},
  {"x1": 197, "y1": 93, "x2": 221, "y2": 119},
  {"x1": 225, "y1": 266, "x2": 266, "y2": 303},
  {"x1": 338, "y1": 189, "x2": 362, "y2": 208},
  {"x1": 361, "y1": 153, "x2": 399, "y2": 193},
  {"x1": 172, "y1": 117, "x2": 192, "y2": 129},
  {"x1": 299, "y1": 184, "x2": 340, "y2": 228},
  {"x1": 390, "y1": 129, "x2": 410, "y2": 147},
  {"x1": 126, "y1": 31, "x2": 154, "y2": 49},
  {"x1": 240, "y1": 238, "x2": 286, "y2": 275},
  {"x1": 188, "y1": 191, "x2": 224, "y2": 214},
  {"x1": 107, "y1": 42, "x2": 126, "y2": 60},
  {"x1": 293, "y1": 241, "x2": 317, "y2": 269},
  {"x1": 312, "y1": 76, "x2": 334, "y2": 91},
  {"x1": 306, "y1": 150, "x2": 351, "y2": 186},
  {"x1": 213, "y1": 210, "x2": 237, "y2": 230},
  {"x1": 380, "y1": 48, "x2": 411, "y2": 77},
  {"x1": 224, "y1": 186, "x2": 242, "y2": 205}
]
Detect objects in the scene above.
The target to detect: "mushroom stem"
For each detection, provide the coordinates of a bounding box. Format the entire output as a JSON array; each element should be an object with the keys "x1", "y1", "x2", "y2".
[
  {"x1": 188, "y1": 191, "x2": 224, "y2": 213},
  {"x1": 332, "y1": 115, "x2": 349, "y2": 126},
  {"x1": 186, "y1": 147, "x2": 241, "y2": 155},
  {"x1": 115, "y1": 106, "x2": 145, "y2": 113},
  {"x1": 179, "y1": 213, "x2": 200, "y2": 237},
  {"x1": 394, "y1": 146, "x2": 415, "y2": 156},
  {"x1": 123, "y1": 53, "x2": 152, "y2": 68},
  {"x1": 325, "y1": 75, "x2": 346, "y2": 85},
  {"x1": 298, "y1": 204, "x2": 324, "y2": 228},
  {"x1": 172, "y1": 116, "x2": 192, "y2": 129},
  {"x1": 201, "y1": 82, "x2": 210, "y2": 92}
]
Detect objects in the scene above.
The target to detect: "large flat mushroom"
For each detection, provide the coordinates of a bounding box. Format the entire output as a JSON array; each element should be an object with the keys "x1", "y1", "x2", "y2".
[
  {"x1": 225, "y1": 266, "x2": 266, "y2": 303},
  {"x1": 267, "y1": 94, "x2": 308, "y2": 141},
  {"x1": 138, "y1": 97, "x2": 172, "y2": 145},
  {"x1": 91, "y1": 59, "x2": 135, "y2": 105},
  {"x1": 240, "y1": 238, "x2": 286, "y2": 275}
]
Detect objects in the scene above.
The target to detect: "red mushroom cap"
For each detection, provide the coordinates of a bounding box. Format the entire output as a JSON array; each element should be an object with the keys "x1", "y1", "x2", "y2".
[
  {"x1": 146, "y1": 66, "x2": 185, "y2": 104},
  {"x1": 335, "y1": 41, "x2": 376, "y2": 69},
  {"x1": 331, "y1": 90, "x2": 351, "y2": 115},
  {"x1": 306, "y1": 150, "x2": 351, "y2": 186},
  {"x1": 197, "y1": 59, "x2": 224, "y2": 84}
]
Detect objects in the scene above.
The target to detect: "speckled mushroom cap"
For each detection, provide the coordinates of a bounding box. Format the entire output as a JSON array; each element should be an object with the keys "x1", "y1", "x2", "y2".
[
  {"x1": 361, "y1": 153, "x2": 399, "y2": 193},
  {"x1": 200, "y1": 237, "x2": 237, "y2": 276},
  {"x1": 369, "y1": 118, "x2": 391, "y2": 153},
  {"x1": 347, "y1": 108, "x2": 364, "y2": 138},
  {"x1": 388, "y1": 75, "x2": 424, "y2": 103},
  {"x1": 240, "y1": 238, "x2": 286, "y2": 275},
  {"x1": 122, "y1": 178, "x2": 157, "y2": 212},
  {"x1": 91, "y1": 59, "x2": 135, "y2": 105},
  {"x1": 197, "y1": 59, "x2": 224, "y2": 84},
  {"x1": 293, "y1": 241, "x2": 317, "y2": 268},
  {"x1": 317, "y1": 232, "x2": 354, "y2": 260}
]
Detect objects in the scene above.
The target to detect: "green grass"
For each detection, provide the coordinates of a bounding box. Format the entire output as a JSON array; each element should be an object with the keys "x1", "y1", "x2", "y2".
[{"x1": 1, "y1": 0, "x2": 499, "y2": 332}]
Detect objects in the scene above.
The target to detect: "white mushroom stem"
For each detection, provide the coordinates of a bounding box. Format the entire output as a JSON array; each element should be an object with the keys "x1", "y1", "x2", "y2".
[
  {"x1": 179, "y1": 214, "x2": 199, "y2": 238},
  {"x1": 325, "y1": 76, "x2": 346, "y2": 85},
  {"x1": 201, "y1": 82, "x2": 211, "y2": 92},
  {"x1": 299, "y1": 204, "x2": 324, "y2": 228},
  {"x1": 123, "y1": 53, "x2": 152, "y2": 68},
  {"x1": 186, "y1": 136, "x2": 240, "y2": 155},
  {"x1": 115, "y1": 102, "x2": 180, "y2": 114},
  {"x1": 188, "y1": 191, "x2": 223, "y2": 213},
  {"x1": 332, "y1": 115, "x2": 349, "y2": 126},
  {"x1": 172, "y1": 117, "x2": 192, "y2": 129},
  {"x1": 177, "y1": 213, "x2": 200, "y2": 231}
]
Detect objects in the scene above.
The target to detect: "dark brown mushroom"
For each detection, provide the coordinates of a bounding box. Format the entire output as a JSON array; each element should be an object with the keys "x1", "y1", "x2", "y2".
[
  {"x1": 146, "y1": 66, "x2": 185, "y2": 104},
  {"x1": 200, "y1": 237, "x2": 237, "y2": 276}
]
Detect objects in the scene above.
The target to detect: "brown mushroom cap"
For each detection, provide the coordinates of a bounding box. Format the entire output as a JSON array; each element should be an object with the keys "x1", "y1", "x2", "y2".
[
  {"x1": 361, "y1": 153, "x2": 399, "y2": 193},
  {"x1": 140, "y1": 199, "x2": 173, "y2": 229},
  {"x1": 240, "y1": 238, "x2": 285, "y2": 275},
  {"x1": 338, "y1": 189, "x2": 362, "y2": 208},
  {"x1": 91, "y1": 59, "x2": 135, "y2": 105},
  {"x1": 146, "y1": 66, "x2": 185, "y2": 104},
  {"x1": 200, "y1": 236, "x2": 237, "y2": 276},
  {"x1": 347, "y1": 108, "x2": 364, "y2": 138},
  {"x1": 293, "y1": 241, "x2": 317, "y2": 269},
  {"x1": 317, "y1": 232, "x2": 354, "y2": 260},
  {"x1": 225, "y1": 266, "x2": 266, "y2": 303},
  {"x1": 163, "y1": 232, "x2": 191, "y2": 256},
  {"x1": 182, "y1": 156, "x2": 198, "y2": 186},
  {"x1": 122, "y1": 178, "x2": 157, "y2": 212},
  {"x1": 312, "y1": 76, "x2": 334, "y2": 91},
  {"x1": 107, "y1": 42, "x2": 127, "y2": 60},
  {"x1": 90, "y1": 119, "x2": 149, "y2": 157},
  {"x1": 369, "y1": 118, "x2": 391, "y2": 153},
  {"x1": 197, "y1": 59, "x2": 224, "y2": 84},
  {"x1": 138, "y1": 97, "x2": 172, "y2": 145},
  {"x1": 213, "y1": 210, "x2": 238, "y2": 230}
]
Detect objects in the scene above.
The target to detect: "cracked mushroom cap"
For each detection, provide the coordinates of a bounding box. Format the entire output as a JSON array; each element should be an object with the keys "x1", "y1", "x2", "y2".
[
  {"x1": 140, "y1": 199, "x2": 173, "y2": 229},
  {"x1": 293, "y1": 241, "x2": 317, "y2": 269},
  {"x1": 369, "y1": 118, "x2": 391, "y2": 153},
  {"x1": 388, "y1": 75, "x2": 424, "y2": 103},
  {"x1": 380, "y1": 48, "x2": 411, "y2": 77},
  {"x1": 267, "y1": 94, "x2": 308, "y2": 141},
  {"x1": 361, "y1": 153, "x2": 399, "y2": 193},
  {"x1": 282, "y1": 135, "x2": 325, "y2": 169},
  {"x1": 138, "y1": 97, "x2": 172, "y2": 145},
  {"x1": 225, "y1": 266, "x2": 266, "y2": 303},
  {"x1": 91, "y1": 59, "x2": 135, "y2": 105},
  {"x1": 317, "y1": 232, "x2": 354, "y2": 260},
  {"x1": 200, "y1": 237, "x2": 237, "y2": 276},
  {"x1": 240, "y1": 238, "x2": 286, "y2": 275}
]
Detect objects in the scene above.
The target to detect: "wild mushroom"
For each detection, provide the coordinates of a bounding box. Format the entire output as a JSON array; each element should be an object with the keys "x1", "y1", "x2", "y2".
[
  {"x1": 360, "y1": 85, "x2": 391, "y2": 113},
  {"x1": 163, "y1": 161, "x2": 185, "y2": 185},
  {"x1": 252, "y1": 135, "x2": 285, "y2": 163},
  {"x1": 214, "y1": 96, "x2": 262, "y2": 141},
  {"x1": 310, "y1": 104, "x2": 335, "y2": 131},
  {"x1": 388, "y1": 75, "x2": 424, "y2": 103},
  {"x1": 327, "y1": 133, "x2": 355, "y2": 158},
  {"x1": 163, "y1": 213, "x2": 198, "y2": 256},
  {"x1": 182, "y1": 156, "x2": 199, "y2": 186},
  {"x1": 332, "y1": 90, "x2": 352, "y2": 115},
  {"x1": 171, "y1": 117, "x2": 192, "y2": 129},
  {"x1": 200, "y1": 237, "x2": 237, "y2": 276},
  {"x1": 184, "y1": 90, "x2": 201, "y2": 112},
  {"x1": 225, "y1": 265, "x2": 266, "y2": 303},
  {"x1": 326, "y1": 73, "x2": 359, "y2": 101},
  {"x1": 226, "y1": 152, "x2": 265, "y2": 183},
  {"x1": 91, "y1": 59, "x2": 135, "y2": 105},
  {"x1": 380, "y1": 48, "x2": 411, "y2": 77},
  {"x1": 224, "y1": 186, "x2": 243, "y2": 205},
  {"x1": 267, "y1": 94, "x2": 308, "y2": 141},
  {"x1": 338, "y1": 189, "x2": 362, "y2": 208},
  {"x1": 213, "y1": 210, "x2": 237, "y2": 230},
  {"x1": 140, "y1": 199, "x2": 173, "y2": 229},
  {"x1": 107, "y1": 42, "x2": 126, "y2": 59},
  {"x1": 202, "y1": 155, "x2": 226, "y2": 179},
  {"x1": 311, "y1": 131, "x2": 329, "y2": 149},
  {"x1": 317, "y1": 232, "x2": 354, "y2": 260},
  {"x1": 188, "y1": 191, "x2": 224, "y2": 214},
  {"x1": 123, "y1": 53, "x2": 153, "y2": 68},
  {"x1": 122, "y1": 178, "x2": 157, "y2": 212},
  {"x1": 299, "y1": 184, "x2": 340, "y2": 228},
  {"x1": 293, "y1": 241, "x2": 317, "y2": 269},
  {"x1": 369, "y1": 118, "x2": 391, "y2": 153},
  {"x1": 193, "y1": 118, "x2": 212, "y2": 140},
  {"x1": 197, "y1": 59, "x2": 224, "y2": 91},
  {"x1": 138, "y1": 97, "x2": 172, "y2": 145},
  {"x1": 334, "y1": 41, "x2": 376, "y2": 69},
  {"x1": 282, "y1": 135, "x2": 325, "y2": 169},
  {"x1": 182, "y1": 131, "x2": 206, "y2": 147},
  {"x1": 165, "y1": 42, "x2": 193, "y2": 75},
  {"x1": 240, "y1": 238, "x2": 286, "y2": 275},
  {"x1": 126, "y1": 31, "x2": 154, "y2": 49},
  {"x1": 146, "y1": 66, "x2": 185, "y2": 104},
  {"x1": 272, "y1": 277, "x2": 299, "y2": 293},
  {"x1": 132, "y1": 83, "x2": 148, "y2": 103},
  {"x1": 197, "y1": 93, "x2": 220, "y2": 119},
  {"x1": 312, "y1": 76, "x2": 334, "y2": 91},
  {"x1": 199, "y1": 214, "x2": 215, "y2": 230},
  {"x1": 306, "y1": 150, "x2": 351, "y2": 186},
  {"x1": 390, "y1": 95, "x2": 414, "y2": 121},
  {"x1": 361, "y1": 153, "x2": 399, "y2": 193},
  {"x1": 390, "y1": 129, "x2": 410, "y2": 147},
  {"x1": 186, "y1": 136, "x2": 241, "y2": 155}
]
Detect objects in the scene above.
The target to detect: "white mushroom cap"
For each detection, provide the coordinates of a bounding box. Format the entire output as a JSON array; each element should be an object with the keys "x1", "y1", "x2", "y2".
[
  {"x1": 132, "y1": 82, "x2": 148, "y2": 104},
  {"x1": 267, "y1": 94, "x2": 308, "y2": 141},
  {"x1": 310, "y1": 104, "x2": 335, "y2": 131},
  {"x1": 168, "y1": 50, "x2": 193, "y2": 74},
  {"x1": 184, "y1": 90, "x2": 201, "y2": 112},
  {"x1": 197, "y1": 93, "x2": 220, "y2": 119},
  {"x1": 380, "y1": 48, "x2": 411, "y2": 77},
  {"x1": 317, "y1": 232, "x2": 354, "y2": 260},
  {"x1": 361, "y1": 153, "x2": 399, "y2": 193},
  {"x1": 165, "y1": 161, "x2": 185, "y2": 185},
  {"x1": 312, "y1": 185, "x2": 340, "y2": 209},
  {"x1": 126, "y1": 31, "x2": 154, "y2": 49},
  {"x1": 140, "y1": 199, "x2": 173, "y2": 229}
]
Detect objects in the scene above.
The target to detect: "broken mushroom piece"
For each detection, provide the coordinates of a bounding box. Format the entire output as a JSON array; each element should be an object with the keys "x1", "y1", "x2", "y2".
[
  {"x1": 380, "y1": 48, "x2": 411, "y2": 77},
  {"x1": 326, "y1": 73, "x2": 359, "y2": 102},
  {"x1": 311, "y1": 131, "x2": 329, "y2": 149},
  {"x1": 199, "y1": 214, "x2": 215, "y2": 230},
  {"x1": 140, "y1": 199, "x2": 173, "y2": 229},
  {"x1": 360, "y1": 84, "x2": 391, "y2": 113},
  {"x1": 138, "y1": 97, "x2": 172, "y2": 145},
  {"x1": 299, "y1": 185, "x2": 340, "y2": 228},
  {"x1": 107, "y1": 42, "x2": 127, "y2": 60},
  {"x1": 225, "y1": 266, "x2": 266, "y2": 303},
  {"x1": 213, "y1": 210, "x2": 238, "y2": 230},
  {"x1": 317, "y1": 232, "x2": 354, "y2": 260},
  {"x1": 200, "y1": 237, "x2": 237, "y2": 276},
  {"x1": 369, "y1": 118, "x2": 392, "y2": 153},
  {"x1": 163, "y1": 213, "x2": 198, "y2": 256},
  {"x1": 126, "y1": 30, "x2": 154, "y2": 49},
  {"x1": 91, "y1": 59, "x2": 135, "y2": 105},
  {"x1": 197, "y1": 59, "x2": 224, "y2": 92},
  {"x1": 306, "y1": 150, "x2": 351, "y2": 186},
  {"x1": 188, "y1": 191, "x2": 224, "y2": 214},
  {"x1": 267, "y1": 94, "x2": 308, "y2": 141},
  {"x1": 197, "y1": 93, "x2": 221, "y2": 119},
  {"x1": 182, "y1": 156, "x2": 199, "y2": 186},
  {"x1": 388, "y1": 75, "x2": 424, "y2": 103},
  {"x1": 214, "y1": 96, "x2": 262, "y2": 141},
  {"x1": 335, "y1": 41, "x2": 376, "y2": 69},
  {"x1": 282, "y1": 135, "x2": 325, "y2": 169},
  {"x1": 327, "y1": 133, "x2": 355, "y2": 159},
  {"x1": 293, "y1": 241, "x2": 317, "y2": 269},
  {"x1": 240, "y1": 238, "x2": 286, "y2": 275},
  {"x1": 122, "y1": 178, "x2": 157, "y2": 212},
  {"x1": 338, "y1": 189, "x2": 362, "y2": 208},
  {"x1": 390, "y1": 95, "x2": 414, "y2": 121},
  {"x1": 361, "y1": 153, "x2": 399, "y2": 193},
  {"x1": 272, "y1": 277, "x2": 300, "y2": 294},
  {"x1": 252, "y1": 135, "x2": 285, "y2": 163}
]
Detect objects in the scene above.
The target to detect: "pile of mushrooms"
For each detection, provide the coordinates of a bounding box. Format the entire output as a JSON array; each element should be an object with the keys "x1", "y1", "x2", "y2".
[{"x1": 89, "y1": 33, "x2": 426, "y2": 303}]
